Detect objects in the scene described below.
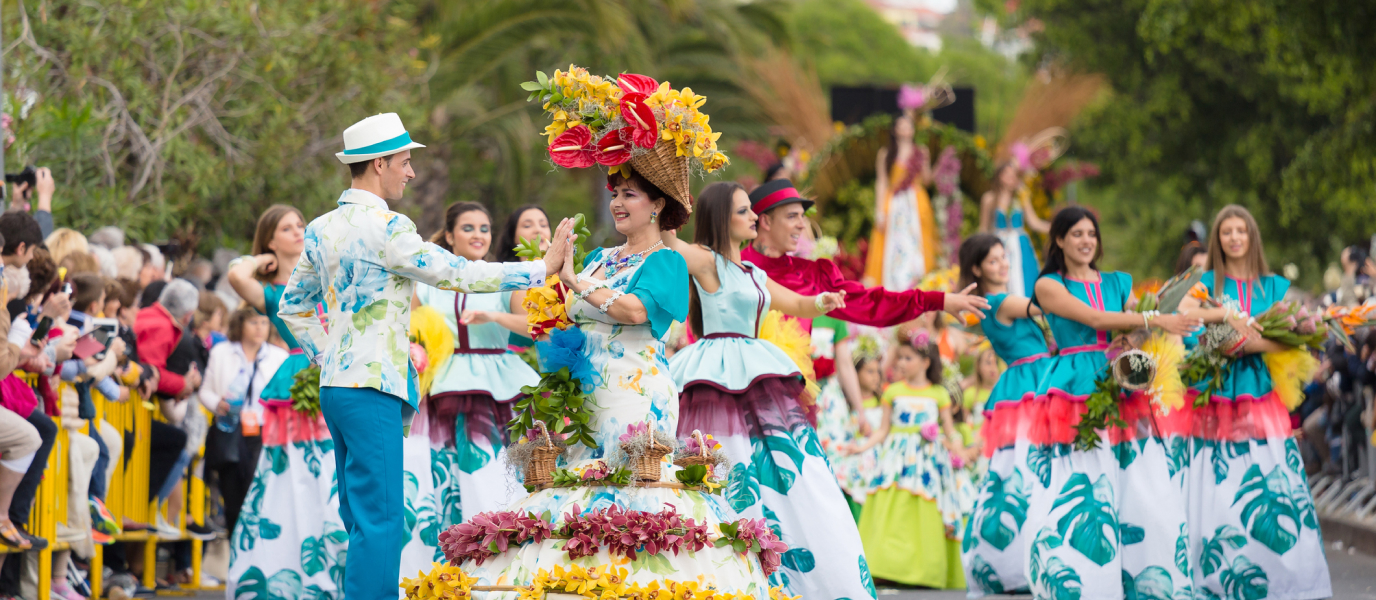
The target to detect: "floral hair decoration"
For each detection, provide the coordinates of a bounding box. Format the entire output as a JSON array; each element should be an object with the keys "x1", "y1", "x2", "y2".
[
  {"x1": 907, "y1": 328, "x2": 932, "y2": 349},
  {"x1": 524, "y1": 65, "x2": 730, "y2": 211}
]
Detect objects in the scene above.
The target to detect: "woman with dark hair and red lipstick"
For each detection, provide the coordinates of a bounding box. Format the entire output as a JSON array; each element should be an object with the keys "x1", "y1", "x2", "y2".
[{"x1": 661, "y1": 181, "x2": 866, "y2": 600}]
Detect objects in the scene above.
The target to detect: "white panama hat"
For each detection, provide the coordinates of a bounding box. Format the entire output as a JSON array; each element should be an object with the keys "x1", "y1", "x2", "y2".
[{"x1": 335, "y1": 113, "x2": 426, "y2": 164}]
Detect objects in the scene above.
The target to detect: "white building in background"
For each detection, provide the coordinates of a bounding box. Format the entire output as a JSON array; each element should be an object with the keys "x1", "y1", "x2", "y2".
[{"x1": 865, "y1": 0, "x2": 951, "y2": 52}]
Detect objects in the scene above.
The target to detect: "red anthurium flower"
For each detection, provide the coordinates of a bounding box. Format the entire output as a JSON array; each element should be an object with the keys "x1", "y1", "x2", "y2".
[
  {"x1": 595, "y1": 129, "x2": 632, "y2": 166},
  {"x1": 619, "y1": 93, "x2": 658, "y2": 149},
  {"x1": 617, "y1": 73, "x2": 659, "y2": 95},
  {"x1": 548, "y1": 125, "x2": 595, "y2": 168}
]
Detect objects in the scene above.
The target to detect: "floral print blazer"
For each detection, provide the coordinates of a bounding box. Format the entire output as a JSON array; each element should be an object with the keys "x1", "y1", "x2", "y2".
[{"x1": 279, "y1": 189, "x2": 545, "y2": 418}]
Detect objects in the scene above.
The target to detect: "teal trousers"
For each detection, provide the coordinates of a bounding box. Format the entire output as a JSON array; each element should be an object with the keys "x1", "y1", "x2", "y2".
[{"x1": 320, "y1": 386, "x2": 404, "y2": 600}]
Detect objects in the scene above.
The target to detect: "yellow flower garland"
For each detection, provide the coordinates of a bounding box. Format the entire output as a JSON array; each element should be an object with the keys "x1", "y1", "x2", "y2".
[{"x1": 401, "y1": 562, "x2": 799, "y2": 600}]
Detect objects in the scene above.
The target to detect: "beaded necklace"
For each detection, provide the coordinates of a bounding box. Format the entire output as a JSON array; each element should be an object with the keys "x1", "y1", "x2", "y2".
[{"x1": 603, "y1": 241, "x2": 663, "y2": 279}]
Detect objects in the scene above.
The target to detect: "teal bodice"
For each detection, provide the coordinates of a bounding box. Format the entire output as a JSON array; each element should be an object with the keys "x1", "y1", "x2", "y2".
[
  {"x1": 980, "y1": 293, "x2": 1049, "y2": 362},
  {"x1": 1041, "y1": 272, "x2": 1132, "y2": 350},
  {"x1": 1203, "y1": 271, "x2": 1290, "y2": 317},
  {"x1": 670, "y1": 252, "x2": 801, "y2": 392},
  {"x1": 263, "y1": 283, "x2": 302, "y2": 350},
  {"x1": 694, "y1": 253, "x2": 771, "y2": 337},
  {"x1": 415, "y1": 286, "x2": 515, "y2": 351},
  {"x1": 995, "y1": 207, "x2": 1025, "y2": 230}
]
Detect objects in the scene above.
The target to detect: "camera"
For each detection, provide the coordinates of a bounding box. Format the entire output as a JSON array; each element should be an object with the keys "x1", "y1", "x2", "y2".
[{"x1": 4, "y1": 166, "x2": 37, "y2": 189}]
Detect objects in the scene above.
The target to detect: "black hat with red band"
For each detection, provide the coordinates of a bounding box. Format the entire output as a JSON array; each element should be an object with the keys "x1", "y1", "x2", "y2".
[{"x1": 748, "y1": 179, "x2": 814, "y2": 214}]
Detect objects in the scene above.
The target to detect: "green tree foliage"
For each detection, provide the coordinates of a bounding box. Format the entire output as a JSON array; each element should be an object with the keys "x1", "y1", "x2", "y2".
[
  {"x1": 5, "y1": 0, "x2": 430, "y2": 250},
  {"x1": 790, "y1": 0, "x2": 934, "y2": 86},
  {"x1": 1022, "y1": 0, "x2": 1376, "y2": 287}
]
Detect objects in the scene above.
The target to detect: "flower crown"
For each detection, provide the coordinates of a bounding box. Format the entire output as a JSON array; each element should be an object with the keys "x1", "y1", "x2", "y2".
[
  {"x1": 906, "y1": 328, "x2": 932, "y2": 349},
  {"x1": 523, "y1": 66, "x2": 729, "y2": 176},
  {"x1": 852, "y1": 334, "x2": 882, "y2": 365}
]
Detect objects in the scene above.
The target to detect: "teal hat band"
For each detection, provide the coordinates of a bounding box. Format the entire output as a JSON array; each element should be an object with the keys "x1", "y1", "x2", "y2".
[{"x1": 342, "y1": 131, "x2": 413, "y2": 155}]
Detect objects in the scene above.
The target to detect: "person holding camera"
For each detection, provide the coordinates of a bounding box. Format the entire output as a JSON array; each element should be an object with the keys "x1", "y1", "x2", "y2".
[{"x1": 5, "y1": 166, "x2": 55, "y2": 238}]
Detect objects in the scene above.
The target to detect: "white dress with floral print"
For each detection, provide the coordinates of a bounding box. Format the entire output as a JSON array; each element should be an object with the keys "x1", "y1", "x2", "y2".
[{"x1": 457, "y1": 250, "x2": 776, "y2": 597}]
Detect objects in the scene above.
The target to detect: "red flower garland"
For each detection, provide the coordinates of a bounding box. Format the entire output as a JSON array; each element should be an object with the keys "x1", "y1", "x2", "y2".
[{"x1": 440, "y1": 505, "x2": 775, "y2": 570}]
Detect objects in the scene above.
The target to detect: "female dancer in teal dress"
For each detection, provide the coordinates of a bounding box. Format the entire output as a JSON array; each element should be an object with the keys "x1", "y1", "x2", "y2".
[
  {"x1": 1023, "y1": 207, "x2": 1201, "y2": 599},
  {"x1": 1175, "y1": 205, "x2": 1330, "y2": 599},
  {"x1": 957, "y1": 233, "x2": 1053, "y2": 596},
  {"x1": 414, "y1": 202, "x2": 539, "y2": 526},
  {"x1": 980, "y1": 162, "x2": 1048, "y2": 298},
  {"x1": 661, "y1": 182, "x2": 872, "y2": 600},
  {"x1": 495, "y1": 205, "x2": 552, "y2": 352}
]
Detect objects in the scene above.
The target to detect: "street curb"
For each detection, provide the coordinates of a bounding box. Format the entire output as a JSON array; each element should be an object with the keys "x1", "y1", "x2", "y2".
[{"x1": 1321, "y1": 515, "x2": 1376, "y2": 556}]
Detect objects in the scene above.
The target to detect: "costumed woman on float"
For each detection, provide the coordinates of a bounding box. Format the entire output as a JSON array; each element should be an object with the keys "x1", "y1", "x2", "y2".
[
  {"x1": 955, "y1": 233, "x2": 1053, "y2": 596},
  {"x1": 1174, "y1": 205, "x2": 1330, "y2": 599},
  {"x1": 1021, "y1": 207, "x2": 1201, "y2": 599},
  {"x1": 411, "y1": 201, "x2": 538, "y2": 530},
  {"x1": 428, "y1": 68, "x2": 788, "y2": 599},
  {"x1": 661, "y1": 181, "x2": 872, "y2": 599}
]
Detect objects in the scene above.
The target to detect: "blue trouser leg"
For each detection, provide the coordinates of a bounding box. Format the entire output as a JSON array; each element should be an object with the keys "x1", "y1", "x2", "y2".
[
  {"x1": 320, "y1": 386, "x2": 403, "y2": 600},
  {"x1": 88, "y1": 419, "x2": 109, "y2": 499}
]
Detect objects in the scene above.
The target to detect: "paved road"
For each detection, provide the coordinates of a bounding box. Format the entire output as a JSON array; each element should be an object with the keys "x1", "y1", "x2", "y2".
[
  {"x1": 183, "y1": 544, "x2": 1376, "y2": 599},
  {"x1": 875, "y1": 544, "x2": 1376, "y2": 600}
]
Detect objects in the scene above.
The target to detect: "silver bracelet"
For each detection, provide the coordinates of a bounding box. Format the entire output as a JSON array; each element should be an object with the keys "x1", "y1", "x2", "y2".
[
  {"x1": 228, "y1": 256, "x2": 255, "y2": 271},
  {"x1": 598, "y1": 291, "x2": 623, "y2": 314},
  {"x1": 574, "y1": 281, "x2": 606, "y2": 303}
]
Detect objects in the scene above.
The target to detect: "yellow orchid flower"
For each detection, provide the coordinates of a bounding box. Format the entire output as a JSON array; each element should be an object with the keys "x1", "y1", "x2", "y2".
[
  {"x1": 670, "y1": 580, "x2": 704, "y2": 600},
  {"x1": 400, "y1": 571, "x2": 426, "y2": 599},
  {"x1": 676, "y1": 87, "x2": 706, "y2": 110},
  {"x1": 608, "y1": 163, "x2": 632, "y2": 180},
  {"x1": 693, "y1": 131, "x2": 722, "y2": 158},
  {"x1": 640, "y1": 580, "x2": 671, "y2": 600}
]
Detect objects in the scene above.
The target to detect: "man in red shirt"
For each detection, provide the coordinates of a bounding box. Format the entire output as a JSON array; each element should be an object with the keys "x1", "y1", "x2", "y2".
[{"x1": 742, "y1": 179, "x2": 988, "y2": 332}]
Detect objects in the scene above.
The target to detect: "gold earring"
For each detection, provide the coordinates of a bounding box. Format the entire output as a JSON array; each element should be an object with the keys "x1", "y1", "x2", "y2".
[{"x1": 650, "y1": 211, "x2": 657, "y2": 224}]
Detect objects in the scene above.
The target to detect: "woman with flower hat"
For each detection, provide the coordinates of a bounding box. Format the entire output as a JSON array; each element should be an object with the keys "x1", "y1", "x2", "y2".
[
  {"x1": 857, "y1": 329, "x2": 965, "y2": 589},
  {"x1": 954, "y1": 233, "x2": 1052, "y2": 596},
  {"x1": 411, "y1": 201, "x2": 539, "y2": 530},
  {"x1": 1021, "y1": 207, "x2": 1202, "y2": 599},
  {"x1": 1173, "y1": 205, "x2": 1331, "y2": 599},
  {"x1": 447, "y1": 67, "x2": 781, "y2": 597},
  {"x1": 663, "y1": 181, "x2": 875, "y2": 599}
]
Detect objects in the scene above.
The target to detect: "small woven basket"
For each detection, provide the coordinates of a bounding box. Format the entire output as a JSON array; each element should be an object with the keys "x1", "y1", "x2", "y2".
[
  {"x1": 674, "y1": 430, "x2": 715, "y2": 468},
  {"x1": 634, "y1": 439, "x2": 673, "y2": 482},
  {"x1": 523, "y1": 422, "x2": 563, "y2": 488},
  {"x1": 1111, "y1": 349, "x2": 1156, "y2": 392},
  {"x1": 628, "y1": 137, "x2": 692, "y2": 213}
]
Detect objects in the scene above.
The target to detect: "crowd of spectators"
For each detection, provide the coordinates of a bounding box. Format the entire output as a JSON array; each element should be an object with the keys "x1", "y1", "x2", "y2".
[{"x1": 0, "y1": 168, "x2": 283, "y2": 599}]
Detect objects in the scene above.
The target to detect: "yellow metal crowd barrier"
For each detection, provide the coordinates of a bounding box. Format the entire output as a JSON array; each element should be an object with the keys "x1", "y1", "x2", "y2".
[{"x1": 8, "y1": 375, "x2": 218, "y2": 599}]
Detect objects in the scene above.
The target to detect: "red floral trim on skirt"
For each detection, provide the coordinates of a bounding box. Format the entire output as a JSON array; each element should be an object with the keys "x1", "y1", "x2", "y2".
[
  {"x1": 261, "y1": 404, "x2": 333, "y2": 447},
  {"x1": 983, "y1": 388, "x2": 1294, "y2": 455},
  {"x1": 1154, "y1": 390, "x2": 1292, "y2": 442}
]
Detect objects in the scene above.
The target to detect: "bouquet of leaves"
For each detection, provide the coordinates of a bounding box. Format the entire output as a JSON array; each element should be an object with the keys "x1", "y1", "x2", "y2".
[
  {"x1": 289, "y1": 364, "x2": 322, "y2": 418},
  {"x1": 508, "y1": 326, "x2": 602, "y2": 449}
]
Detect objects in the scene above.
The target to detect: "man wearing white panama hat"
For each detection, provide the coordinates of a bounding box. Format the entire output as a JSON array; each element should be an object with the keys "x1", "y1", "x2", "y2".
[{"x1": 278, "y1": 113, "x2": 577, "y2": 599}]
